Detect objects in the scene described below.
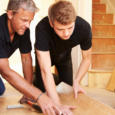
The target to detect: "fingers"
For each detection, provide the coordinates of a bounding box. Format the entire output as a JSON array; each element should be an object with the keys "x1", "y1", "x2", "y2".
[
  {"x1": 62, "y1": 105, "x2": 76, "y2": 110},
  {"x1": 38, "y1": 94, "x2": 74, "y2": 115},
  {"x1": 73, "y1": 84, "x2": 86, "y2": 99},
  {"x1": 59, "y1": 105, "x2": 75, "y2": 115},
  {"x1": 45, "y1": 107, "x2": 56, "y2": 115},
  {"x1": 19, "y1": 96, "x2": 28, "y2": 104},
  {"x1": 19, "y1": 96, "x2": 36, "y2": 104},
  {"x1": 79, "y1": 88, "x2": 86, "y2": 94},
  {"x1": 64, "y1": 110, "x2": 73, "y2": 115},
  {"x1": 41, "y1": 105, "x2": 75, "y2": 115},
  {"x1": 60, "y1": 108, "x2": 73, "y2": 115},
  {"x1": 53, "y1": 105, "x2": 75, "y2": 115},
  {"x1": 53, "y1": 104, "x2": 62, "y2": 114},
  {"x1": 67, "y1": 105, "x2": 76, "y2": 110},
  {"x1": 41, "y1": 106, "x2": 57, "y2": 115},
  {"x1": 40, "y1": 107, "x2": 46, "y2": 115}
]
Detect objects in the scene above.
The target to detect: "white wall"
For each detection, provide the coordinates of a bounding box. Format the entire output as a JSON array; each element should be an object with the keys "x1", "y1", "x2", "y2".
[
  {"x1": 71, "y1": 0, "x2": 92, "y2": 86},
  {"x1": 0, "y1": 0, "x2": 9, "y2": 15}
]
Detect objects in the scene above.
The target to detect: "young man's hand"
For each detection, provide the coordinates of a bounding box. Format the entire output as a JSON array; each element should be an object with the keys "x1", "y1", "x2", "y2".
[
  {"x1": 73, "y1": 80, "x2": 86, "y2": 99},
  {"x1": 58, "y1": 104, "x2": 76, "y2": 115},
  {"x1": 37, "y1": 93, "x2": 75, "y2": 115}
]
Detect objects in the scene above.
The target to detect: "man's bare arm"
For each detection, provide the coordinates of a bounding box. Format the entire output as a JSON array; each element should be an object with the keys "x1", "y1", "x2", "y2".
[
  {"x1": 73, "y1": 47, "x2": 92, "y2": 98},
  {"x1": 36, "y1": 50, "x2": 75, "y2": 115},
  {"x1": 0, "y1": 58, "x2": 62, "y2": 115},
  {"x1": 36, "y1": 49, "x2": 61, "y2": 105},
  {"x1": 21, "y1": 53, "x2": 33, "y2": 83}
]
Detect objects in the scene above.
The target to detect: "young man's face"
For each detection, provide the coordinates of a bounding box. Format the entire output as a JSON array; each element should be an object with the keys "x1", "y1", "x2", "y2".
[
  {"x1": 52, "y1": 20, "x2": 75, "y2": 40},
  {"x1": 8, "y1": 8, "x2": 35, "y2": 35}
]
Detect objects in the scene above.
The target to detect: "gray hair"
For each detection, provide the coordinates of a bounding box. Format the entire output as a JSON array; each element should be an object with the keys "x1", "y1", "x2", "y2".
[{"x1": 7, "y1": 0, "x2": 38, "y2": 12}]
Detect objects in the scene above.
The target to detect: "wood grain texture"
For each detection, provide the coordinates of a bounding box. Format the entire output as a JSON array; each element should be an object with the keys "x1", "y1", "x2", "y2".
[{"x1": 0, "y1": 84, "x2": 115, "y2": 115}]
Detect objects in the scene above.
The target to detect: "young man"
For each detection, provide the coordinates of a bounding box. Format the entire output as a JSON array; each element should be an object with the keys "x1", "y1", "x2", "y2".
[
  {"x1": 0, "y1": 0, "x2": 71, "y2": 115},
  {"x1": 34, "y1": 0, "x2": 92, "y2": 110}
]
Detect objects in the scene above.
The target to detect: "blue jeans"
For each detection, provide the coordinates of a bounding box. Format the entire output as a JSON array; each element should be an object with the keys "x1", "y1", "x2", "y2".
[{"x1": 0, "y1": 77, "x2": 5, "y2": 95}]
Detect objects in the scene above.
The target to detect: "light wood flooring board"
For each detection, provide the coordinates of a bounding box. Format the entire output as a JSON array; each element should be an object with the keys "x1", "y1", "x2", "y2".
[{"x1": 0, "y1": 84, "x2": 115, "y2": 115}]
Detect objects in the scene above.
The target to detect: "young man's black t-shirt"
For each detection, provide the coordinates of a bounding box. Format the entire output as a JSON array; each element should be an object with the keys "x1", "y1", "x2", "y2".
[
  {"x1": 34, "y1": 16, "x2": 92, "y2": 91},
  {"x1": 0, "y1": 13, "x2": 32, "y2": 58},
  {"x1": 35, "y1": 16, "x2": 92, "y2": 63}
]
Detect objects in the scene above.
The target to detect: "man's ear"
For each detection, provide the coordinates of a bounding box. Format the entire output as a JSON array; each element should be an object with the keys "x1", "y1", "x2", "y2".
[
  {"x1": 49, "y1": 20, "x2": 53, "y2": 28},
  {"x1": 7, "y1": 10, "x2": 14, "y2": 20}
]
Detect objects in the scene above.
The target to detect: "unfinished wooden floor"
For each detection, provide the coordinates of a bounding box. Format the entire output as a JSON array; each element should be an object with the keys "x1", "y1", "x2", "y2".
[{"x1": 0, "y1": 82, "x2": 115, "y2": 115}]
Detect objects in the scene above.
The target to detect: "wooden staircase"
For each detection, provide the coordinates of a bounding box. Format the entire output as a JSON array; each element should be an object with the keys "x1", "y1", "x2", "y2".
[{"x1": 88, "y1": 0, "x2": 115, "y2": 88}]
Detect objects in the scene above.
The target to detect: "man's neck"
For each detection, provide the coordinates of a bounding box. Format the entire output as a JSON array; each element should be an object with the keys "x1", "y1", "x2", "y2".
[{"x1": 7, "y1": 20, "x2": 15, "y2": 42}]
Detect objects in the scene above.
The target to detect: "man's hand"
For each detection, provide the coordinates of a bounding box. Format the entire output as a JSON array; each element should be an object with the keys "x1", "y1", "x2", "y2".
[
  {"x1": 37, "y1": 93, "x2": 60, "y2": 115},
  {"x1": 37, "y1": 93, "x2": 75, "y2": 115},
  {"x1": 73, "y1": 80, "x2": 86, "y2": 99},
  {"x1": 59, "y1": 105, "x2": 76, "y2": 115},
  {"x1": 20, "y1": 94, "x2": 75, "y2": 115},
  {"x1": 19, "y1": 95, "x2": 36, "y2": 104}
]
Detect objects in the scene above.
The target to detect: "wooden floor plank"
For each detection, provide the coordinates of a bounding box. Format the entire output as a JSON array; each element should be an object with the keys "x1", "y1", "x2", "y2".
[{"x1": 0, "y1": 84, "x2": 115, "y2": 115}]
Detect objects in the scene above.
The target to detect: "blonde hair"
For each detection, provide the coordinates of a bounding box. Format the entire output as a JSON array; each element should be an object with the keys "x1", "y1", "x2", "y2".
[
  {"x1": 48, "y1": 1, "x2": 76, "y2": 25},
  {"x1": 7, "y1": 0, "x2": 38, "y2": 12}
]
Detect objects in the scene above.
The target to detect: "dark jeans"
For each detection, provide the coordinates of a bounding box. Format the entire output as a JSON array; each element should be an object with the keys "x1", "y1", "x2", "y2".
[
  {"x1": 33, "y1": 49, "x2": 73, "y2": 92},
  {"x1": 0, "y1": 77, "x2": 5, "y2": 95}
]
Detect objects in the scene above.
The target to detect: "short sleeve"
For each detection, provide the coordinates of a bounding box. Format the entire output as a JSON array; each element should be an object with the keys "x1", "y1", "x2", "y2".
[
  {"x1": 19, "y1": 29, "x2": 32, "y2": 54},
  {"x1": 35, "y1": 22, "x2": 50, "y2": 51},
  {"x1": 80, "y1": 23, "x2": 92, "y2": 50}
]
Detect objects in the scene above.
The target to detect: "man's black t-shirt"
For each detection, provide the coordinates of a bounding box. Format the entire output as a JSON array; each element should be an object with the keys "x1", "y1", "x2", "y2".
[
  {"x1": 0, "y1": 13, "x2": 32, "y2": 58},
  {"x1": 35, "y1": 16, "x2": 92, "y2": 61}
]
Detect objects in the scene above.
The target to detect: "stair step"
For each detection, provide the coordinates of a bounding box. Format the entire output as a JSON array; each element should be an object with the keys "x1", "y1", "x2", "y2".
[
  {"x1": 93, "y1": 36, "x2": 115, "y2": 38},
  {"x1": 92, "y1": 54, "x2": 115, "y2": 70},
  {"x1": 92, "y1": 38, "x2": 115, "y2": 52},
  {"x1": 93, "y1": 14, "x2": 113, "y2": 24},
  {"x1": 93, "y1": 0, "x2": 100, "y2": 4},
  {"x1": 92, "y1": 52, "x2": 115, "y2": 55},
  {"x1": 89, "y1": 69, "x2": 113, "y2": 73},
  {"x1": 93, "y1": 4, "x2": 106, "y2": 13},
  {"x1": 92, "y1": 25, "x2": 115, "y2": 37},
  {"x1": 88, "y1": 69, "x2": 112, "y2": 88},
  {"x1": 91, "y1": 0, "x2": 115, "y2": 82}
]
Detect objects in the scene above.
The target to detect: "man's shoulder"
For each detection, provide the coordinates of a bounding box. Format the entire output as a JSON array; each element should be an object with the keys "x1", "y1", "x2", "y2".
[
  {"x1": 0, "y1": 13, "x2": 7, "y2": 31},
  {"x1": 0, "y1": 13, "x2": 6, "y2": 24},
  {"x1": 36, "y1": 16, "x2": 49, "y2": 28},
  {"x1": 36, "y1": 16, "x2": 52, "y2": 34},
  {"x1": 74, "y1": 16, "x2": 91, "y2": 35},
  {"x1": 0, "y1": 14, "x2": 7, "y2": 38},
  {"x1": 75, "y1": 16, "x2": 91, "y2": 28}
]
